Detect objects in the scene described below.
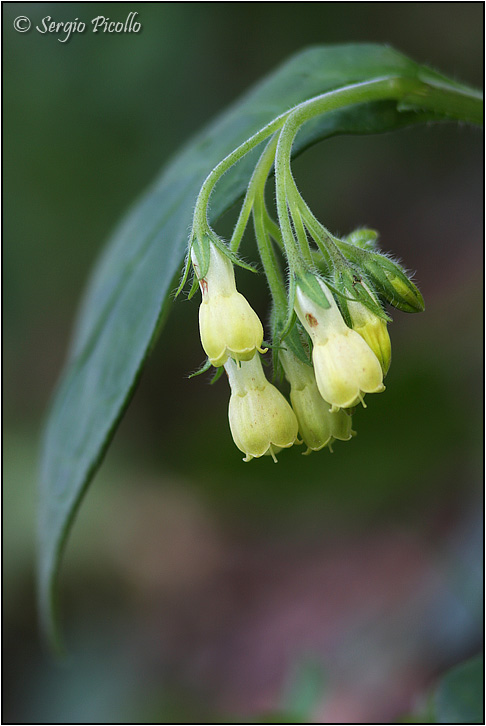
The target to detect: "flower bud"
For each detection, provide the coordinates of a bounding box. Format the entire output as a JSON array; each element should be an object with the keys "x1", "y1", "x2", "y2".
[
  {"x1": 192, "y1": 242, "x2": 265, "y2": 366},
  {"x1": 364, "y1": 254, "x2": 425, "y2": 313},
  {"x1": 344, "y1": 228, "x2": 379, "y2": 251},
  {"x1": 347, "y1": 286, "x2": 392, "y2": 375},
  {"x1": 280, "y1": 349, "x2": 352, "y2": 454},
  {"x1": 294, "y1": 277, "x2": 385, "y2": 411},
  {"x1": 225, "y1": 356, "x2": 298, "y2": 462},
  {"x1": 383, "y1": 269, "x2": 425, "y2": 313}
]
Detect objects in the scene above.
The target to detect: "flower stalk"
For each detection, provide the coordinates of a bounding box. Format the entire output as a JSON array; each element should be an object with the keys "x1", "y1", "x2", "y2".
[{"x1": 181, "y1": 70, "x2": 481, "y2": 460}]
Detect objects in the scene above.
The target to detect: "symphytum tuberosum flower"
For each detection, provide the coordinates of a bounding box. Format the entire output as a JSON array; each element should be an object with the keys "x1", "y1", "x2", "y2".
[
  {"x1": 347, "y1": 287, "x2": 392, "y2": 375},
  {"x1": 191, "y1": 241, "x2": 265, "y2": 367},
  {"x1": 280, "y1": 348, "x2": 353, "y2": 454},
  {"x1": 225, "y1": 355, "x2": 298, "y2": 462},
  {"x1": 294, "y1": 277, "x2": 385, "y2": 411}
]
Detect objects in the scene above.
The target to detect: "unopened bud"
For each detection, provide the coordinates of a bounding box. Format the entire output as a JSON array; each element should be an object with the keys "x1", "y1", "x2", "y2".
[
  {"x1": 364, "y1": 254, "x2": 425, "y2": 314},
  {"x1": 347, "y1": 284, "x2": 392, "y2": 375},
  {"x1": 344, "y1": 228, "x2": 379, "y2": 251}
]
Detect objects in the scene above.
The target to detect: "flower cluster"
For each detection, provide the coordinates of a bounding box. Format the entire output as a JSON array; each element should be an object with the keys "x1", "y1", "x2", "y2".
[{"x1": 183, "y1": 124, "x2": 424, "y2": 462}]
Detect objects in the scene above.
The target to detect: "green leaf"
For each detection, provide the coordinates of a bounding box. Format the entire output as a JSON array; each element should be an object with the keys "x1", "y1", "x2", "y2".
[
  {"x1": 280, "y1": 657, "x2": 327, "y2": 720},
  {"x1": 435, "y1": 655, "x2": 484, "y2": 724},
  {"x1": 38, "y1": 43, "x2": 482, "y2": 649}
]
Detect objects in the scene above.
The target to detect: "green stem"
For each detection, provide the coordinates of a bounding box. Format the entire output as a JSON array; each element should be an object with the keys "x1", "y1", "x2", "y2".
[
  {"x1": 298, "y1": 204, "x2": 333, "y2": 268},
  {"x1": 254, "y1": 204, "x2": 287, "y2": 309},
  {"x1": 229, "y1": 185, "x2": 256, "y2": 253},
  {"x1": 274, "y1": 137, "x2": 304, "y2": 277},
  {"x1": 275, "y1": 78, "x2": 414, "y2": 272},
  {"x1": 194, "y1": 74, "x2": 482, "y2": 246},
  {"x1": 405, "y1": 74, "x2": 483, "y2": 125},
  {"x1": 248, "y1": 137, "x2": 288, "y2": 310},
  {"x1": 264, "y1": 212, "x2": 284, "y2": 250},
  {"x1": 286, "y1": 188, "x2": 313, "y2": 267},
  {"x1": 192, "y1": 114, "x2": 291, "y2": 242},
  {"x1": 274, "y1": 78, "x2": 403, "y2": 273},
  {"x1": 229, "y1": 132, "x2": 279, "y2": 254},
  {"x1": 283, "y1": 167, "x2": 344, "y2": 271},
  {"x1": 285, "y1": 170, "x2": 337, "y2": 246}
]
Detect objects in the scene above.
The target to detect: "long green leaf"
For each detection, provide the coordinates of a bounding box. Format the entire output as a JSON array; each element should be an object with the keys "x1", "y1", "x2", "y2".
[{"x1": 38, "y1": 43, "x2": 481, "y2": 649}]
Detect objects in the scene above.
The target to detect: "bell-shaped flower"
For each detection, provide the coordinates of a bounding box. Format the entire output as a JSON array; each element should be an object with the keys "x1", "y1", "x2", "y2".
[
  {"x1": 280, "y1": 348, "x2": 352, "y2": 454},
  {"x1": 192, "y1": 242, "x2": 265, "y2": 367},
  {"x1": 225, "y1": 356, "x2": 298, "y2": 462},
  {"x1": 347, "y1": 288, "x2": 392, "y2": 375},
  {"x1": 294, "y1": 278, "x2": 385, "y2": 411}
]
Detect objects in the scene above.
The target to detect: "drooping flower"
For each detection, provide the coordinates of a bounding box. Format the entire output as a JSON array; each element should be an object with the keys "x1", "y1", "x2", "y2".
[
  {"x1": 280, "y1": 348, "x2": 353, "y2": 454},
  {"x1": 225, "y1": 355, "x2": 298, "y2": 462},
  {"x1": 347, "y1": 286, "x2": 392, "y2": 375},
  {"x1": 192, "y1": 241, "x2": 265, "y2": 367},
  {"x1": 294, "y1": 277, "x2": 385, "y2": 411}
]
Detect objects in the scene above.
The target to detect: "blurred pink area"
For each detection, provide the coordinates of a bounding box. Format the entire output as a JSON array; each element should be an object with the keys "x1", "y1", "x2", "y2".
[{"x1": 90, "y1": 481, "x2": 480, "y2": 722}]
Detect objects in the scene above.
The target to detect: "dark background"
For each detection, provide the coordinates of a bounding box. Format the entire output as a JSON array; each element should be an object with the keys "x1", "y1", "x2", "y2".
[{"x1": 4, "y1": 3, "x2": 483, "y2": 722}]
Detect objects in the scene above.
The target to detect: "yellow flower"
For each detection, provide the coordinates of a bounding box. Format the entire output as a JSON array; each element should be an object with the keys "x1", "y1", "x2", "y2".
[
  {"x1": 192, "y1": 242, "x2": 265, "y2": 367},
  {"x1": 280, "y1": 348, "x2": 352, "y2": 453},
  {"x1": 294, "y1": 279, "x2": 385, "y2": 411},
  {"x1": 225, "y1": 356, "x2": 298, "y2": 462},
  {"x1": 347, "y1": 288, "x2": 392, "y2": 375}
]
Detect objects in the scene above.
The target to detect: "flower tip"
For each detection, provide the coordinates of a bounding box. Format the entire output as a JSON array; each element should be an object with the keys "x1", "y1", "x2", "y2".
[{"x1": 227, "y1": 356, "x2": 298, "y2": 462}]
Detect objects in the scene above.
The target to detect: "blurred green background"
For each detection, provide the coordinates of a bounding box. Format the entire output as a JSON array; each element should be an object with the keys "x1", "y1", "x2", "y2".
[{"x1": 4, "y1": 3, "x2": 483, "y2": 723}]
